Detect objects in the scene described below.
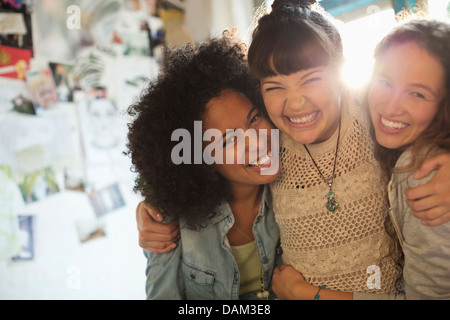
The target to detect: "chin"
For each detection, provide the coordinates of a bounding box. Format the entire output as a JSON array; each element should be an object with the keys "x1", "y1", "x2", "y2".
[{"x1": 376, "y1": 135, "x2": 404, "y2": 150}]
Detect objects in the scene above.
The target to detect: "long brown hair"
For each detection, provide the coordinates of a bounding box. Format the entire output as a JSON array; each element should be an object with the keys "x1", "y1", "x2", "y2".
[{"x1": 369, "y1": 19, "x2": 450, "y2": 180}]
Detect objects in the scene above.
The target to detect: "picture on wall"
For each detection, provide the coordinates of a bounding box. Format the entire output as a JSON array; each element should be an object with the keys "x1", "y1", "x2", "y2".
[
  {"x1": 11, "y1": 215, "x2": 35, "y2": 262},
  {"x1": 18, "y1": 167, "x2": 60, "y2": 204}
]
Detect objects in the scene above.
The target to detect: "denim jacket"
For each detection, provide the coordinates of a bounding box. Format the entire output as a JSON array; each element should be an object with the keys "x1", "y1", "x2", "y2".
[{"x1": 144, "y1": 185, "x2": 282, "y2": 300}]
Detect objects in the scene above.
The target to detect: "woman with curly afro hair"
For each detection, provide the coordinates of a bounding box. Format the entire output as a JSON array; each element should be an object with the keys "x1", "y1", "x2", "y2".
[{"x1": 126, "y1": 32, "x2": 282, "y2": 300}]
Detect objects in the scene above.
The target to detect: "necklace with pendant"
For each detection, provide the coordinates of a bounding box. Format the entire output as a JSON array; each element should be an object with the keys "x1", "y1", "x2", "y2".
[{"x1": 304, "y1": 118, "x2": 341, "y2": 213}]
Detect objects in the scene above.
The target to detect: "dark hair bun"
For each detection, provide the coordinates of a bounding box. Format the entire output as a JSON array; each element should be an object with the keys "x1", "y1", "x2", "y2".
[{"x1": 271, "y1": 0, "x2": 316, "y2": 11}]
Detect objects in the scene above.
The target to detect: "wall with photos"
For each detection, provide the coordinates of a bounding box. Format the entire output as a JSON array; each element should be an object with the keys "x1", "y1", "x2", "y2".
[
  {"x1": 0, "y1": 0, "x2": 259, "y2": 300},
  {"x1": 0, "y1": 0, "x2": 162, "y2": 300}
]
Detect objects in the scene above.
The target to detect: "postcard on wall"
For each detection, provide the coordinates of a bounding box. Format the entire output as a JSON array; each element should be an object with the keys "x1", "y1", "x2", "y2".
[
  {"x1": 49, "y1": 62, "x2": 76, "y2": 102},
  {"x1": 0, "y1": 77, "x2": 30, "y2": 114},
  {"x1": 88, "y1": 183, "x2": 125, "y2": 218},
  {"x1": 0, "y1": 165, "x2": 23, "y2": 260},
  {"x1": 18, "y1": 167, "x2": 60, "y2": 205},
  {"x1": 0, "y1": 45, "x2": 31, "y2": 81},
  {"x1": 26, "y1": 68, "x2": 58, "y2": 113},
  {"x1": 0, "y1": 12, "x2": 27, "y2": 34},
  {"x1": 11, "y1": 215, "x2": 35, "y2": 262},
  {"x1": 76, "y1": 216, "x2": 106, "y2": 244},
  {"x1": 11, "y1": 94, "x2": 35, "y2": 115},
  {"x1": 77, "y1": 97, "x2": 128, "y2": 165}
]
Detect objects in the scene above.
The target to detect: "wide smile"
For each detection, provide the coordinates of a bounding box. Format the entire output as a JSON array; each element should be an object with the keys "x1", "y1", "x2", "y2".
[
  {"x1": 379, "y1": 115, "x2": 409, "y2": 133},
  {"x1": 284, "y1": 111, "x2": 320, "y2": 128},
  {"x1": 248, "y1": 151, "x2": 272, "y2": 169}
]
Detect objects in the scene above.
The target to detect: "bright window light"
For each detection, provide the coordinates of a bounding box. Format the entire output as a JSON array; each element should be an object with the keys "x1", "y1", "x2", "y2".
[
  {"x1": 339, "y1": 8, "x2": 397, "y2": 88},
  {"x1": 428, "y1": 0, "x2": 450, "y2": 20}
]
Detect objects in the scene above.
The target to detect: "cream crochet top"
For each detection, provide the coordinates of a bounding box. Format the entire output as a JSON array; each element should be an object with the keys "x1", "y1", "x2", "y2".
[{"x1": 270, "y1": 97, "x2": 401, "y2": 294}]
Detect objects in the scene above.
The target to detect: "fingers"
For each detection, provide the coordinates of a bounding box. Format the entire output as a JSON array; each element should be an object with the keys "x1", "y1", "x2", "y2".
[
  {"x1": 410, "y1": 206, "x2": 450, "y2": 226},
  {"x1": 138, "y1": 220, "x2": 181, "y2": 250},
  {"x1": 137, "y1": 201, "x2": 163, "y2": 224},
  {"x1": 413, "y1": 153, "x2": 449, "y2": 180},
  {"x1": 146, "y1": 204, "x2": 164, "y2": 222},
  {"x1": 141, "y1": 218, "x2": 180, "y2": 236},
  {"x1": 139, "y1": 237, "x2": 180, "y2": 254},
  {"x1": 405, "y1": 185, "x2": 432, "y2": 204},
  {"x1": 406, "y1": 196, "x2": 439, "y2": 213},
  {"x1": 136, "y1": 201, "x2": 181, "y2": 253}
]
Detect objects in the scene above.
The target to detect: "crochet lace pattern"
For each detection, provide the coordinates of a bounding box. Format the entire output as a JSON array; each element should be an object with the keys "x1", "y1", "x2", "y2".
[{"x1": 271, "y1": 100, "x2": 402, "y2": 293}]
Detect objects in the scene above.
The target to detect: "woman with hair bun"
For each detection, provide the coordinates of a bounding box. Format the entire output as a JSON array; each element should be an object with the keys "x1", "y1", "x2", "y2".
[{"x1": 248, "y1": 0, "x2": 400, "y2": 300}]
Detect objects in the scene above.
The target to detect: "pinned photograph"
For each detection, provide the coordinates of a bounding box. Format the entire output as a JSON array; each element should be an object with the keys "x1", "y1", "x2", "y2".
[
  {"x1": 77, "y1": 96, "x2": 128, "y2": 165},
  {"x1": 76, "y1": 216, "x2": 106, "y2": 244},
  {"x1": 11, "y1": 94, "x2": 35, "y2": 115},
  {"x1": 26, "y1": 68, "x2": 58, "y2": 113},
  {"x1": 49, "y1": 62, "x2": 76, "y2": 102},
  {"x1": 18, "y1": 167, "x2": 60, "y2": 204},
  {"x1": 64, "y1": 167, "x2": 86, "y2": 192},
  {"x1": 12, "y1": 215, "x2": 35, "y2": 262},
  {"x1": 0, "y1": 76, "x2": 30, "y2": 114},
  {"x1": 0, "y1": 45, "x2": 31, "y2": 81},
  {"x1": 88, "y1": 183, "x2": 125, "y2": 218}
]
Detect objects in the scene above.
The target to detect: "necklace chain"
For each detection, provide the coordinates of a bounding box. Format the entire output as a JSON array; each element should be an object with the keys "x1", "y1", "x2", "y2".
[
  {"x1": 232, "y1": 224, "x2": 269, "y2": 299},
  {"x1": 304, "y1": 118, "x2": 341, "y2": 212},
  {"x1": 233, "y1": 224, "x2": 253, "y2": 243}
]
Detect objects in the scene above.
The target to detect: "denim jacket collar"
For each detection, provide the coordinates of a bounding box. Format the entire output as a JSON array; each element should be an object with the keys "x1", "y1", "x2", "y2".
[{"x1": 204, "y1": 185, "x2": 272, "y2": 228}]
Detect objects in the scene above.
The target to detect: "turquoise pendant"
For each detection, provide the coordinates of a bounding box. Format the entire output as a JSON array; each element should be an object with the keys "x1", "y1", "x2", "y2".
[{"x1": 326, "y1": 189, "x2": 338, "y2": 212}]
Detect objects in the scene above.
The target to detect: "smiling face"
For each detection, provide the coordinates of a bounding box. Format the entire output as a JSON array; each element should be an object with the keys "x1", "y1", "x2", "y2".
[
  {"x1": 203, "y1": 89, "x2": 279, "y2": 187},
  {"x1": 369, "y1": 41, "x2": 445, "y2": 150},
  {"x1": 260, "y1": 65, "x2": 342, "y2": 145}
]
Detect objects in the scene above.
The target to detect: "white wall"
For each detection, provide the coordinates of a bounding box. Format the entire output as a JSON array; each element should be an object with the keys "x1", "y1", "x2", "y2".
[{"x1": 185, "y1": 0, "x2": 257, "y2": 43}]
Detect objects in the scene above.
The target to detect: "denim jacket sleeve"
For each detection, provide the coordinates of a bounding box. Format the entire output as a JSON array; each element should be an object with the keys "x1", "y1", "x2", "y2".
[{"x1": 144, "y1": 240, "x2": 185, "y2": 300}]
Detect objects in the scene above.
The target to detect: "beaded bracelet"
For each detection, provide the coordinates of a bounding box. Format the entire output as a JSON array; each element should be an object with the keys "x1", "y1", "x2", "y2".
[{"x1": 314, "y1": 285, "x2": 326, "y2": 300}]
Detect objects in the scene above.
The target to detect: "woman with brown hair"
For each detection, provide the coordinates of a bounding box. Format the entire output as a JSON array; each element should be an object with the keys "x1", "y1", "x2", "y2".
[{"x1": 367, "y1": 19, "x2": 450, "y2": 299}]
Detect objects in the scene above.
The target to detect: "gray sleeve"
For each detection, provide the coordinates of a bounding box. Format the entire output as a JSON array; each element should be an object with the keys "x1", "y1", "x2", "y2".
[{"x1": 393, "y1": 152, "x2": 450, "y2": 300}]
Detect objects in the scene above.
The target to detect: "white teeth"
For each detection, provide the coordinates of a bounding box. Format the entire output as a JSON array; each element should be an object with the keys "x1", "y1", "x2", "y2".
[
  {"x1": 381, "y1": 117, "x2": 408, "y2": 130},
  {"x1": 249, "y1": 152, "x2": 272, "y2": 168},
  {"x1": 288, "y1": 112, "x2": 318, "y2": 124}
]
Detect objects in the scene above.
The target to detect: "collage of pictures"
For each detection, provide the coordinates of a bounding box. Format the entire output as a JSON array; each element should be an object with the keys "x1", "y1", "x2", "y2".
[{"x1": 0, "y1": 0, "x2": 189, "y2": 262}]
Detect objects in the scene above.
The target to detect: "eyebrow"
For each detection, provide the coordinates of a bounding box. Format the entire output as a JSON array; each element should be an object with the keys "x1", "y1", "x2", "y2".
[
  {"x1": 378, "y1": 73, "x2": 438, "y2": 97},
  {"x1": 261, "y1": 69, "x2": 323, "y2": 85},
  {"x1": 410, "y1": 83, "x2": 438, "y2": 97}
]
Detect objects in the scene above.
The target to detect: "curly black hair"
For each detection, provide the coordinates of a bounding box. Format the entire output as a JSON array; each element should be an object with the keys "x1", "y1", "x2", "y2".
[{"x1": 126, "y1": 32, "x2": 264, "y2": 229}]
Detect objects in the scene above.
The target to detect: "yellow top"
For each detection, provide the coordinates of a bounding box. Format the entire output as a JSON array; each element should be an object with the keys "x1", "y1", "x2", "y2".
[{"x1": 231, "y1": 241, "x2": 261, "y2": 296}]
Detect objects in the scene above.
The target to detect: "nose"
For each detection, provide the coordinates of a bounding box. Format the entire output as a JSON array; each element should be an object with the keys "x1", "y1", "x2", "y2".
[
  {"x1": 286, "y1": 89, "x2": 307, "y2": 112},
  {"x1": 381, "y1": 90, "x2": 405, "y2": 117}
]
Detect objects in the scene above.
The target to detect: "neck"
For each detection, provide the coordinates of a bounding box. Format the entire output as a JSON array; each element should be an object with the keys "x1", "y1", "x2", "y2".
[
  {"x1": 229, "y1": 183, "x2": 264, "y2": 207},
  {"x1": 227, "y1": 183, "x2": 264, "y2": 246},
  {"x1": 309, "y1": 115, "x2": 341, "y2": 146}
]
